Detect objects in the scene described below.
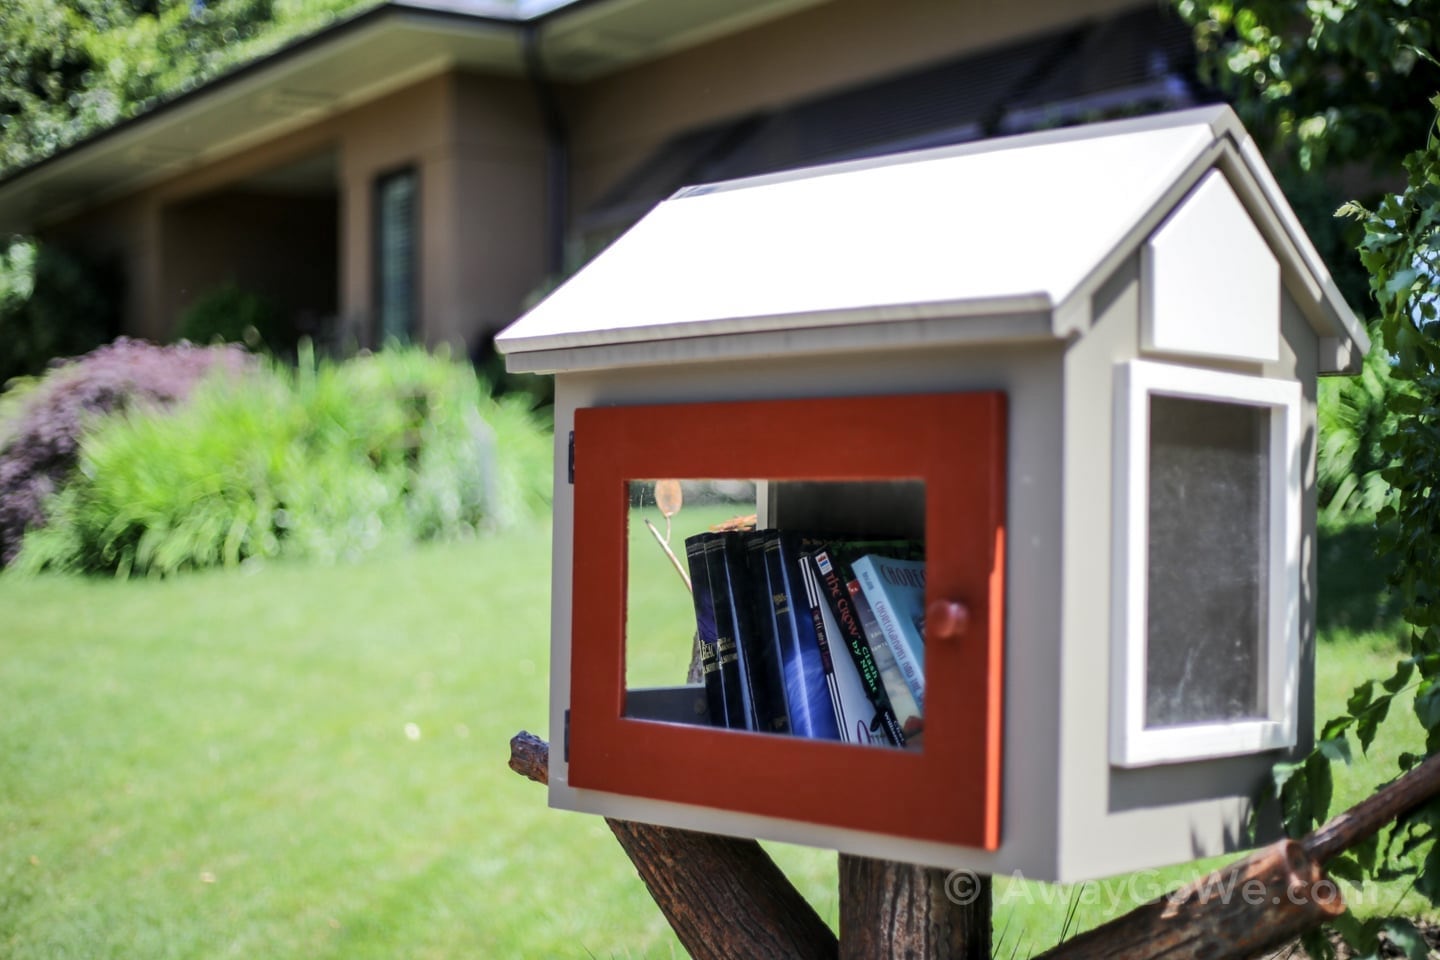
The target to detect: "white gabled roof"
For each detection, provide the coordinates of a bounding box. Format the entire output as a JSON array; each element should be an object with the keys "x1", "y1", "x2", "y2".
[{"x1": 497, "y1": 105, "x2": 1367, "y2": 374}]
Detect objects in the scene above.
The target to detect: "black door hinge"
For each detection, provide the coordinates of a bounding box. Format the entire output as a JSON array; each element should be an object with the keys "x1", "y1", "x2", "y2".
[
  {"x1": 563, "y1": 709, "x2": 570, "y2": 762},
  {"x1": 567, "y1": 430, "x2": 575, "y2": 484}
]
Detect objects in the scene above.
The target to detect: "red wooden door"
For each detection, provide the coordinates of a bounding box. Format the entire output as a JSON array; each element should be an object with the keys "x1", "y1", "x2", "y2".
[{"x1": 568, "y1": 391, "x2": 1006, "y2": 850}]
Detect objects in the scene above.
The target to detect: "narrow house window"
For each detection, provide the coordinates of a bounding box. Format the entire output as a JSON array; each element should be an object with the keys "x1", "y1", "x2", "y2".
[
  {"x1": 374, "y1": 168, "x2": 418, "y2": 345},
  {"x1": 1111, "y1": 360, "x2": 1301, "y2": 767}
]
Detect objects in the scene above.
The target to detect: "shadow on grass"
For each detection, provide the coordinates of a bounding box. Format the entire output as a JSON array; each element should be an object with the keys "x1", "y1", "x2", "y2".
[{"x1": 1318, "y1": 521, "x2": 1402, "y2": 636}]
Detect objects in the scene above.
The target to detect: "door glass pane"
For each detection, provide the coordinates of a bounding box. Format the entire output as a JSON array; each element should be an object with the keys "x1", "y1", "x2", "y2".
[
  {"x1": 1145, "y1": 396, "x2": 1268, "y2": 727},
  {"x1": 623, "y1": 478, "x2": 925, "y2": 751}
]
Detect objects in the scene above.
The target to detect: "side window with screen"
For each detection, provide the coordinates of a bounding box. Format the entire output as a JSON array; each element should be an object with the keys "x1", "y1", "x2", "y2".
[{"x1": 1112, "y1": 360, "x2": 1300, "y2": 768}]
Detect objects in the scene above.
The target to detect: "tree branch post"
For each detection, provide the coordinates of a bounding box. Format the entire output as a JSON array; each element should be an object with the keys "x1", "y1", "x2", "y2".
[{"x1": 509, "y1": 731, "x2": 837, "y2": 960}]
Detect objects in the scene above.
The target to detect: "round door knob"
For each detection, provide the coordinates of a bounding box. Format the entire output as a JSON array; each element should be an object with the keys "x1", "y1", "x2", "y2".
[{"x1": 927, "y1": 600, "x2": 970, "y2": 641}]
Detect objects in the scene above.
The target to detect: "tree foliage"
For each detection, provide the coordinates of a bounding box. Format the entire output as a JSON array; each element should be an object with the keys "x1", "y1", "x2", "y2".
[
  {"x1": 1179, "y1": 3, "x2": 1440, "y2": 955},
  {"x1": 1304, "y1": 103, "x2": 1440, "y2": 960},
  {"x1": 1180, "y1": 0, "x2": 1438, "y2": 173},
  {"x1": 1318, "y1": 345, "x2": 1405, "y2": 520},
  {"x1": 1179, "y1": 0, "x2": 1439, "y2": 302},
  {"x1": 0, "y1": 0, "x2": 370, "y2": 176},
  {"x1": 1178, "y1": 2, "x2": 1440, "y2": 529},
  {"x1": 0, "y1": 0, "x2": 371, "y2": 375},
  {"x1": 0, "y1": 237, "x2": 120, "y2": 387}
]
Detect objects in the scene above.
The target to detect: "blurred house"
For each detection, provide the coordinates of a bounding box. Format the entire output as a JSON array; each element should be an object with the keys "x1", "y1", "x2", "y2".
[{"x1": 0, "y1": 0, "x2": 1202, "y2": 356}]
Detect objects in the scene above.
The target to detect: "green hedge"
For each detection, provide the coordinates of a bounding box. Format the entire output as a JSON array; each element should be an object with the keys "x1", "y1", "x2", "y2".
[{"x1": 10, "y1": 346, "x2": 551, "y2": 577}]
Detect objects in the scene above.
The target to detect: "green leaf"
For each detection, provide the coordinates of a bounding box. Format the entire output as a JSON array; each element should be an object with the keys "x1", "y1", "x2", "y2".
[
  {"x1": 1413, "y1": 842, "x2": 1440, "y2": 905},
  {"x1": 1347, "y1": 679, "x2": 1377, "y2": 715},
  {"x1": 1272, "y1": 758, "x2": 1306, "y2": 794},
  {"x1": 1318, "y1": 736, "x2": 1352, "y2": 765},
  {"x1": 1320, "y1": 715, "x2": 1355, "y2": 741},
  {"x1": 1355, "y1": 832, "x2": 1380, "y2": 874},
  {"x1": 1384, "y1": 659, "x2": 1417, "y2": 693},
  {"x1": 1388, "y1": 393, "x2": 1424, "y2": 415},
  {"x1": 1326, "y1": 853, "x2": 1364, "y2": 885},
  {"x1": 1415, "y1": 682, "x2": 1440, "y2": 730},
  {"x1": 1331, "y1": 911, "x2": 1378, "y2": 955},
  {"x1": 1299, "y1": 925, "x2": 1338, "y2": 960},
  {"x1": 1386, "y1": 267, "x2": 1421, "y2": 297},
  {"x1": 1305, "y1": 751, "x2": 1334, "y2": 826},
  {"x1": 1381, "y1": 918, "x2": 1429, "y2": 960},
  {"x1": 1356, "y1": 695, "x2": 1392, "y2": 753}
]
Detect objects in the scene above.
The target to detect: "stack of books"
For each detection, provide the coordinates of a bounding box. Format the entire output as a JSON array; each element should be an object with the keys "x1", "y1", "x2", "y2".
[{"x1": 684, "y1": 530, "x2": 926, "y2": 750}]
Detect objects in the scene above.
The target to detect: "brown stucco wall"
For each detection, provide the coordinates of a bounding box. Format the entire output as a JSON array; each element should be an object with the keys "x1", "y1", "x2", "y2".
[
  {"x1": 336, "y1": 72, "x2": 454, "y2": 349},
  {"x1": 44, "y1": 70, "x2": 548, "y2": 352},
  {"x1": 444, "y1": 73, "x2": 547, "y2": 352}
]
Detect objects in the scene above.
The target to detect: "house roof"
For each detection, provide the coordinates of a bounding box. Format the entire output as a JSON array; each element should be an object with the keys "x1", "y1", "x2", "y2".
[
  {"x1": 496, "y1": 105, "x2": 1368, "y2": 374},
  {"x1": 578, "y1": 5, "x2": 1198, "y2": 240},
  {"x1": 0, "y1": 0, "x2": 824, "y2": 232}
]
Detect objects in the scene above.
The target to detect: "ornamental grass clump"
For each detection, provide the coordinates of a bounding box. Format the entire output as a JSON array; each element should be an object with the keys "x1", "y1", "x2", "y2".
[
  {"x1": 10, "y1": 345, "x2": 552, "y2": 578},
  {"x1": 0, "y1": 337, "x2": 252, "y2": 565}
]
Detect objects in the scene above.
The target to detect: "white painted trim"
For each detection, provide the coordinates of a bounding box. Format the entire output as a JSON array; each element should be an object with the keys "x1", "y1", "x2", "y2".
[
  {"x1": 501, "y1": 305, "x2": 1057, "y2": 374},
  {"x1": 1141, "y1": 170, "x2": 1281, "y2": 364},
  {"x1": 496, "y1": 293, "x2": 1055, "y2": 357},
  {"x1": 1110, "y1": 360, "x2": 1301, "y2": 768}
]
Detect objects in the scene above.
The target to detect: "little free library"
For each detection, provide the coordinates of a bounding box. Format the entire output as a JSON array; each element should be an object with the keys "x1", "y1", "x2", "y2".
[{"x1": 496, "y1": 105, "x2": 1368, "y2": 884}]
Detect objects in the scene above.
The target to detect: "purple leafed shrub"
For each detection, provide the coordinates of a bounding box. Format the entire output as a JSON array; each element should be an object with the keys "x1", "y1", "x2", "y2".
[{"x1": 0, "y1": 338, "x2": 252, "y2": 565}]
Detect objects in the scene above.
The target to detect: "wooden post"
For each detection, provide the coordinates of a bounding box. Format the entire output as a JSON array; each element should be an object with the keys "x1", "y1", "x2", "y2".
[
  {"x1": 509, "y1": 731, "x2": 837, "y2": 960},
  {"x1": 839, "y1": 855, "x2": 990, "y2": 960},
  {"x1": 510, "y1": 730, "x2": 995, "y2": 958},
  {"x1": 512, "y1": 732, "x2": 1440, "y2": 959}
]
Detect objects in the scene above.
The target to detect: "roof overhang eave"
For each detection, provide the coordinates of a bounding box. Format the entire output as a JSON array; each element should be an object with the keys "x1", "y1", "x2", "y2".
[
  {"x1": 0, "y1": 5, "x2": 524, "y2": 233},
  {"x1": 496, "y1": 295, "x2": 1059, "y2": 375},
  {"x1": 0, "y1": 0, "x2": 828, "y2": 232}
]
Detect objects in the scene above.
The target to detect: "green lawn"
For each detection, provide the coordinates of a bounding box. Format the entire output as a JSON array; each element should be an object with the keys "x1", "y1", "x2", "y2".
[
  {"x1": 0, "y1": 520, "x2": 1427, "y2": 957},
  {"x1": 0, "y1": 531, "x2": 707, "y2": 958}
]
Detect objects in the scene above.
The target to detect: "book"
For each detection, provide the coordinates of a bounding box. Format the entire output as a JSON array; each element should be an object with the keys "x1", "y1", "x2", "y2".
[
  {"x1": 798, "y1": 553, "x2": 893, "y2": 747},
  {"x1": 849, "y1": 578, "x2": 923, "y2": 744},
  {"x1": 683, "y1": 533, "x2": 728, "y2": 728},
  {"x1": 747, "y1": 531, "x2": 837, "y2": 739},
  {"x1": 809, "y1": 547, "x2": 906, "y2": 747},
  {"x1": 802, "y1": 537, "x2": 924, "y2": 739},
  {"x1": 697, "y1": 533, "x2": 755, "y2": 731},
  {"x1": 852, "y1": 554, "x2": 926, "y2": 705},
  {"x1": 725, "y1": 532, "x2": 794, "y2": 736},
  {"x1": 724, "y1": 532, "x2": 790, "y2": 734}
]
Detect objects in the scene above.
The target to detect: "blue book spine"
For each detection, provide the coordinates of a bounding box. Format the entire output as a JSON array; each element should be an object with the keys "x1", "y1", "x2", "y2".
[
  {"x1": 703, "y1": 534, "x2": 755, "y2": 730},
  {"x1": 683, "y1": 533, "x2": 727, "y2": 728},
  {"x1": 728, "y1": 533, "x2": 789, "y2": 734},
  {"x1": 755, "y1": 531, "x2": 839, "y2": 740}
]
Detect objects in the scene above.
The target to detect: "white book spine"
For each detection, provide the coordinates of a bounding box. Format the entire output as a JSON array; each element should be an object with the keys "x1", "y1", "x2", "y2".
[
  {"x1": 800, "y1": 556, "x2": 886, "y2": 747},
  {"x1": 854, "y1": 559, "x2": 925, "y2": 705}
]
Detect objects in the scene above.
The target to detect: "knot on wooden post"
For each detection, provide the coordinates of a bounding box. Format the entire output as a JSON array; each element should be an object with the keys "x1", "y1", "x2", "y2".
[{"x1": 508, "y1": 730, "x2": 550, "y2": 784}]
